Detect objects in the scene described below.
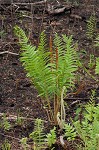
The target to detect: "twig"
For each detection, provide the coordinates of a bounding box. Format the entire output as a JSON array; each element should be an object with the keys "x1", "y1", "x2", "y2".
[
  {"x1": 70, "y1": 100, "x2": 81, "y2": 107},
  {"x1": 0, "y1": 51, "x2": 19, "y2": 55},
  {"x1": 0, "y1": 113, "x2": 48, "y2": 123},
  {"x1": 12, "y1": 1, "x2": 46, "y2": 5},
  {"x1": 64, "y1": 97, "x2": 89, "y2": 100},
  {"x1": 0, "y1": 41, "x2": 17, "y2": 44}
]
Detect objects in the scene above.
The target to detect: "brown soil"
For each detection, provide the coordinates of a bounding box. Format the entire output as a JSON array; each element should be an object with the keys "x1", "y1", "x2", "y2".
[{"x1": 0, "y1": 0, "x2": 99, "y2": 149}]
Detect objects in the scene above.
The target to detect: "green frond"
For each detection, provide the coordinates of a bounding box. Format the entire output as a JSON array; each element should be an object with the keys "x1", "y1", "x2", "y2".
[
  {"x1": 94, "y1": 34, "x2": 99, "y2": 47},
  {"x1": 14, "y1": 25, "x2": 28, "y2": 45},
  {"x1": 95, "y1": 57, "x2": 99, "y2": 74},
  {"x1": 86, "y1": 13, "x2": 96, "y2": 39},
  {"x1": 54, "y1": 33, "x2": 65, "y2": 56},
  {"x1": 74, "y1": 103, "x2": 99, "y2": 149},
  {"x1": 53, "y1": 34, "x2": 78, "y2": 95},
  {"x1": 64, "y1": 123, "x2": 76, "y2": 141},
  {"x1": 29, "y1": 119, "x2": 46, "y2": 149},
  {"x1": 46, "y1": 127, "x2": 56, "y2": 147},
  {"x1": 37, "y1": 31, "x2": 49, "y2": 66},
  {"x1": 38, "y1": 31, "x2": 47, "y2": 52},
  {"x1": 14, "y1": 27, "x2": 54, "y2": 98}
]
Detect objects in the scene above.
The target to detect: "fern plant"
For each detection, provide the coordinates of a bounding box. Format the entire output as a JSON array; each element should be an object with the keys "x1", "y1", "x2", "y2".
[
  {"x1": 1, "y1": 140, "x2": 11, "y2": 150},
  {"x1": 74, "y1": 103, "x2": 99, "y2": 150},
  {"x1": 2, "y1": 114, "x2": 11, "y2": 131},
  {"x1": 29, "y1": 119, "x2": 46, "y2": 150},
  {"x1": 20, "y1": 138, "x2": 28, "y2": 150},
  {"x1": 14, "y1": 26, "x2": 78, "y2": 124},
  {"x1": 86, "y1": 13, "x2": 96, "y2": 40},
  {"x1": 64, "y1": 123, "x2": 76, "y2": 141},
  {"x1": 46, "y1": 126, "x2": 56, "y2": 147}
]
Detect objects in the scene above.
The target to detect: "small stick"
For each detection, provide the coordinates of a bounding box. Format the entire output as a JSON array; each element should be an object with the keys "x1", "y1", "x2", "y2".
[
  {"x1": 0, "y1": 51, "x2": 19, "y2": 55},
  {"x1": 64, "y1": 98, "x2": 89, "y2": 100},
  {"x1": 12, "y1": 1, "x2": 46, "y2": 5},
  {"x1": 0, "y1": 113, "x2": 48, "y2": 123}
]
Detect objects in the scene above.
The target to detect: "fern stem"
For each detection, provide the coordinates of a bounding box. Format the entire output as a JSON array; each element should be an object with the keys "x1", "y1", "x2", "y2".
[
  {"x1": 54, "y1": 47, "x2": 60, "y2": 124},
  {"x1": 42, "y1": 95, "x2": 54, "y2": 122}
]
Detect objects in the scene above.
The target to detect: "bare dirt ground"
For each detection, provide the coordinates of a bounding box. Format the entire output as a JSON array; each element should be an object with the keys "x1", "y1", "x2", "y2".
[{"x1": 0, "y1": 0, "x2": 99, "y2": 149}]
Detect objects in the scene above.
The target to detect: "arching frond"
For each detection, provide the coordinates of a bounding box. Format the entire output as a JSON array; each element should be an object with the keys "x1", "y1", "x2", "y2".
[{"x1": 53, "y1": 34, "x2": 78, "y2": 95}]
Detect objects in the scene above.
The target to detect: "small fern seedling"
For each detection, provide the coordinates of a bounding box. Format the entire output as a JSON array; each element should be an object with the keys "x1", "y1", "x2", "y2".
[
  {"x1": 88, "y1": 54, "x2": 95, "y2": 69},
  {"x1": 86, "y1": 13, "x2": 96, "y2": 40},
  {"x1": 29, "y1": 118, "x2": 46, "y2": 150},
  {"x1": 64, "y1": 123, "x2": 76, "y2": 141},
  {"x1": 1, "y1": 140, "x2": 11, "y2": 150},
  {"x1": 20, "y1": 137, "x2": 28, "y2": 150},
  {"x1": 2, "y1": 114, "x2": 11, "y2": 131},
  {"x1": 46, "y1": 126, "x2": 56, "y2": 147}
]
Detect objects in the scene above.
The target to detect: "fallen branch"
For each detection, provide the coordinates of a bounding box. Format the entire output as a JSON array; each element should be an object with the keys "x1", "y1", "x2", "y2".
[
  {"x1": 46, "y1": 5, "x2": 71, "y2": 15},
  {"x1": 0, "y1": 51, "x2": 19, "y2": 55},
  {"x1": 0, "y1": 113, "x2": 48, "y2": 123},
  {"x1": 64, "y1": 97, "x2": 89, "y2": 100},
  {"x1": 0, "y1": 0, "x2": 46, "y2": 5},
  {"x1": 12, "y1": 1, "x2": 46, "y2": 5}
]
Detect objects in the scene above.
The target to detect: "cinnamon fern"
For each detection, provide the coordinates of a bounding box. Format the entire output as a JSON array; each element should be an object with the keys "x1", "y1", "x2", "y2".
[{"x1": 14, "y1": 26, "x2": 78, "y2": 123}]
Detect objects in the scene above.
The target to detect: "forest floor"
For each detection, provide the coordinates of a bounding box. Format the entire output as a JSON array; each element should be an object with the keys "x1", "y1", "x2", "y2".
[{"x1": 0, "y1": 0, "x2": 99, "y2": 149}]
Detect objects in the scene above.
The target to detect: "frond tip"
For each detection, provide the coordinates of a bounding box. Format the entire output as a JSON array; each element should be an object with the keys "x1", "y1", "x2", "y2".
[{"x1": 14, "y1": 25, "x2": 28, "y2": 44}]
